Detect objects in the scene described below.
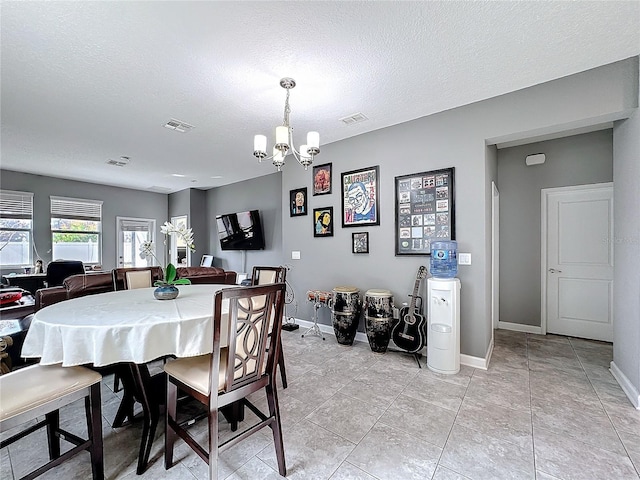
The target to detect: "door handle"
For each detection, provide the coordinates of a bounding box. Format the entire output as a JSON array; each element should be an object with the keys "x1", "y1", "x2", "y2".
[{"x1": 548, "y1": 268, "x2": 562, "y2": 273}]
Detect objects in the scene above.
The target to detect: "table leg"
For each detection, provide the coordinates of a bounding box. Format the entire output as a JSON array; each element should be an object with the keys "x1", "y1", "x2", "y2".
[
  {"x1": 128, "y1": 363, "x2": 163, "y2": 475},
  {"x1": 110, "y1": 363, "x2": 163, "y2": 475},
  {"x1": 112, "y1": 365, "x2": 135, "y2": 428}
]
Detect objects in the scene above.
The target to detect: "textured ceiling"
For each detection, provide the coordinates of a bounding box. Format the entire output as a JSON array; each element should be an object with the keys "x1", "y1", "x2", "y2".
[{"x1": 1, "y1": 1, "x2": 639, "y2": 193}]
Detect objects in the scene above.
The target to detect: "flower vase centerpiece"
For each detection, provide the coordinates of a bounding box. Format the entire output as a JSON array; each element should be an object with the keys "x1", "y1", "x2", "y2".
[{"x1": 139, "y1": 221, "x2": 196, "y2": 300}]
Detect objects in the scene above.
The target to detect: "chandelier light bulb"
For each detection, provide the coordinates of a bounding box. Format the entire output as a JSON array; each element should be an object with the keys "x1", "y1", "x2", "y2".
[
  {"x1": 253, "y1": 135, "x2": 267, "y2": 159},
  {"x1": 307, "y1": 132, "x2": 320, "y2": 153},
  {"x1": 275, "y1": 126, "x2": 290, "y2": 152},
  {"x1": 272, "y1": 147, "x2": 285, "y2": 171}
]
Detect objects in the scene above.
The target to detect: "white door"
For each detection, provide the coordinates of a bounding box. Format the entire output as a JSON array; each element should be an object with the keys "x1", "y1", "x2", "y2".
[
  {"x1": 542, "y1": 183, "x2": 613, "y2": 341},
  {"x1": 116, "y1": 217, "x2": 156, "y2": 268}
]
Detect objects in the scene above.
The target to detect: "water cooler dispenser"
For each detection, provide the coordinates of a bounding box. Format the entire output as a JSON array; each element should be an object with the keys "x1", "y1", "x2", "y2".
[
  {"x1": 427, "y1": 240, "x2": 460, "y2": 374},
  {"x1": 427, "y1": 278, "x2": 461, "y2": 374}
]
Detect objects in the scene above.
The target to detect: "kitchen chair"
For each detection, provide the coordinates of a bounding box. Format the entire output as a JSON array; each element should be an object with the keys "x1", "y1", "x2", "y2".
[
  {"x1": 113, "y1": 269, "x2": 153, "y2": 393},
  {"x1": 125, "y1": 269, "x2": 153, "y2": 289},
  {"x1": 111, "y1": 269, "x2": 153, "y2": 396},
  {"x1": 112, "y1": 267, "x2": 163, "y2": 291},
  {"x1": 0, "y1": 364, "x2": 104, "y2": 480},
  {"x1": 164, "y1": 283, "x2": 287, "y2": 479},
  {"x1": 252, "y1": 265, "x2": 288, "y2": 388}
]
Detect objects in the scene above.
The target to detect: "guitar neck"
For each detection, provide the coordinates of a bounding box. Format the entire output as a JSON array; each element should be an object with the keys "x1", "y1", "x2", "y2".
[{"x1": 408, "y1": 278, "x2": 421, "y2": 311}]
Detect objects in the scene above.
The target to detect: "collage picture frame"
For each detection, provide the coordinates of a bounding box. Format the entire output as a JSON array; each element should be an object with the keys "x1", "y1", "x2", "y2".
[{"x1": 394, "y1": 167, "x2": 455, "y2": 256}]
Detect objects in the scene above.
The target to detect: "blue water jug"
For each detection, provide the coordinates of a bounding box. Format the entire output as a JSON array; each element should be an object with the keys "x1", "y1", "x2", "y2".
[{"x1": 430, "y1": 240, "x2": 458, "y2": 278}]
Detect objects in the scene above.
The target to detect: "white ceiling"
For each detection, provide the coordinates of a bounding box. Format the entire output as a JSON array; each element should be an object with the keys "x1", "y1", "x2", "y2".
[{"x1": 1, "y1": 1, "x2": 638, "y2": 193}]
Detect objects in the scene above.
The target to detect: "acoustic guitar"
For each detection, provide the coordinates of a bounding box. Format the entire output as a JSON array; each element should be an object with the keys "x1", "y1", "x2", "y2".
[{"x1": 391, "y1": 266, "x2": 427, "y2": 353}]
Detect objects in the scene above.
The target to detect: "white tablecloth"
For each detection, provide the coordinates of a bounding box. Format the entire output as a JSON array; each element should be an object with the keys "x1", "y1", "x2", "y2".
[{"x1": 22, "y1": 284, "x2": 235, "y2": 367}]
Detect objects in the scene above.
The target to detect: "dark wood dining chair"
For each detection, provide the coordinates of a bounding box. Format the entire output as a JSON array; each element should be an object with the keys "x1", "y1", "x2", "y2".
[
  {"x1": 124, "y1": 269, "x2": 153, "y2": 289},
  {"x1": 164, "y1": 283, "x2": 287, "y2": 479},
  {"x1": 251, "y1": 265, "x2": 288, "y2": 388},
  {"x1": 111, "y1": 268, "x2": 154, "y2": 396},
  {"x1": 112, "y1": 266, "x2": 163, "y2": 291},
  {"x1": 0, "y1": 364, "x2": 104, "y2": 480}
]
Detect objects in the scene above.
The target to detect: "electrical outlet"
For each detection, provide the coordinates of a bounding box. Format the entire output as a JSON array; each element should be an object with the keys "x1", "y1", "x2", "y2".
[
  {"x1": 291, "y1": 251, "x2": 301, "y2": 260},
  {"x1": 458, "y1": 253, "x2": 471, "y2": 265}
]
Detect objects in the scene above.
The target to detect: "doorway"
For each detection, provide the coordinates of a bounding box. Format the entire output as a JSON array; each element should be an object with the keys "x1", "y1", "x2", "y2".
[
  {"x1": 116, "y1": 217, "x2": 156, "y2": 268},
  {"x1": 491, "y1": 182, "x2": 500, "y2": 339},
  {"x1": 541, "y1": 183, "x2": 614, "y2": 341},
  {"x1": 170, "y1": 215, "x2": 190, "y2": 267}
]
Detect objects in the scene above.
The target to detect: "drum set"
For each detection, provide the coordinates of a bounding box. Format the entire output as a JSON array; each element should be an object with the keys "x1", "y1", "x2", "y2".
[{"x1": 304, "y1": 286, "x2": 396, "y2": 353}]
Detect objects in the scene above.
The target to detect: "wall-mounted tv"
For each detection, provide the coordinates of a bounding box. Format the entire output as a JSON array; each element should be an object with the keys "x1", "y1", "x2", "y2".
[{"x1": 215, "y1": 209, "x2": 266, "y2": 251}]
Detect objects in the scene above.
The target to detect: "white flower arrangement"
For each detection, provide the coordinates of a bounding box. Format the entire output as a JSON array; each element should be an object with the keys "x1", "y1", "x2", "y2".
[{"x1": 139, "y1": 221, "x2": 196, "y2": 286}]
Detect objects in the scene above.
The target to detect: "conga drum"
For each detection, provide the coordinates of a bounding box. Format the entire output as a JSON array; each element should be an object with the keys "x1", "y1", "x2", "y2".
[
  {"x1": 364, "y1": 289, "x2": 394, "y2": 353},
  {"x1": 330, "y1": 286, "x2": 361, "y2": 345}
]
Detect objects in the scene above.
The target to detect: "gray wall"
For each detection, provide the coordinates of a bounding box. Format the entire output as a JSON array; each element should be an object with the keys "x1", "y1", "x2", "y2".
[
  {"x1": 498, "y1": 131, "x2": 614, "y2": 327},
  {"x1": 206, "y1": 173, "x2": 283, "y2": 275},
  {"x1": 0, "y1": 170, "x2": 168, "y2": 272},
  {"x1": 1, "y1": 57, "x2": 637, "y2": 392},
  {"x1": 190, "y1": 189, "x2": 208, "y2": 266},
  {"x1": 280, "y1": 57, "x2": 638, "y2": 359},
  {"x1": 613, "y1": 68, "x2": 640, "y2": 402}
]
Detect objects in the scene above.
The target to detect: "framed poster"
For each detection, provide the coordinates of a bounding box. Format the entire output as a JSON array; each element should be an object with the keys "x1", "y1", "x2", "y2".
[
  {"x1": 352, "y1": 232, "x2": 369, "y2": 254},
  {"x1": 341, "y1": 165, "x2": 380, "y2": 227},
  {"x1": 312, "y1": 163, "x2": 332, "y2": 195},
  {"x1": 313, "y1": 206, "x2": 334, "y2": 237},
  {"x1": 289, "y1": 187, "x2": 308, "y2": 217},
  {"x1": 395, "y1": 167, "x2": 455, "y2": 256}
]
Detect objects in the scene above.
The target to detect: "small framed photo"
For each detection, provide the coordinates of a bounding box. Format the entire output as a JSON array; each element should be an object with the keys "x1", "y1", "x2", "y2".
[
  {"x1": 312, "y1": 163, "x2": 332, "y2": 196},
  {"x1": 313, "y1": 206, "x2": 334, "y2": 237},
  {"x1": 352, "y1": 232, "x2": 369, "y2": 254},
  {"x1": 289, "y1": 187, "x2": 308, "y2": 217}
]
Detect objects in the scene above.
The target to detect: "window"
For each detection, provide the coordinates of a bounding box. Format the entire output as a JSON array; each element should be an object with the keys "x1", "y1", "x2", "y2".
[
  {"x1": 51, "y1": 196, "x2": 103, "y2": 264},
  {"x1": 0, "y1": 190, "x2": 34, "y2": 267}
]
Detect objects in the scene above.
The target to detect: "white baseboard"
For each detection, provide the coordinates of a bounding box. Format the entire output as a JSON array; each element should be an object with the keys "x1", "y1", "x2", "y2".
[
  {"x1": 610, "y1": 361, "x2": 640, "y2": 409},
  {"x1": 289, "y1": 318, "x2": 491, "y2": 370},
  {"x1": 497, "y1": 321, "x2": 542, "y2": 335},
  {"x1": 460, "y1": 338, "x2": 493, "y2": 370},
  {"x1": 290, "y1": 318, "x2": 369, "y2": 343}
]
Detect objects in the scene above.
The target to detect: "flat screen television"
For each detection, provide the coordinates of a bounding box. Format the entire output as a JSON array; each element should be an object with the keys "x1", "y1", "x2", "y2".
[{"x1": 215, "y1": 209, "x2": 266, "y2": 251}]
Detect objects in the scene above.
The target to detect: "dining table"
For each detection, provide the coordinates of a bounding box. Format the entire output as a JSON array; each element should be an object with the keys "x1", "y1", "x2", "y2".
[{"x1": 21, "y1": 283, "x2": 236, "y2": 474}]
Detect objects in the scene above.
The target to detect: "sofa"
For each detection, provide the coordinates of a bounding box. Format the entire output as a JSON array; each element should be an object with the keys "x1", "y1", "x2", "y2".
[
  {"x1": 175, "y1": 266, "x2": 237, "y2": 285},
  {"x1": 36, "y1": 272, "x2": 114, "y2": 310}
]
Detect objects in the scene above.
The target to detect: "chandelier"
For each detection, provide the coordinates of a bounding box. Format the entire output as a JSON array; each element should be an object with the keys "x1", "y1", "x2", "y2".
[{"x1": 253, "y1": 77, "x2": 320, "y2": 171}]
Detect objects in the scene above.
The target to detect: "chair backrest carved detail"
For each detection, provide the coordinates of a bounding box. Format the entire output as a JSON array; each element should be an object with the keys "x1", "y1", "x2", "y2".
[{"x1": 214, "y1": 283, "x2": 285, "y2": 394}]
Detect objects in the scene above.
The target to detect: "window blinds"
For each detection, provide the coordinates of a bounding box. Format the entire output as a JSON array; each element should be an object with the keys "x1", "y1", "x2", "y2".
[
  {"x1": 50, "y1": 196, "x2": 103, "y2": 221},
  {"x1": 0, "y1": 190, "x2": 34, "y2": 220}
]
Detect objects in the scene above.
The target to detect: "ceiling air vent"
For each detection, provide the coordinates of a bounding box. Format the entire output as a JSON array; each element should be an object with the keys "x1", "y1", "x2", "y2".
[
  {"x1": 164, "y1": 118, "x2": 195, "y2": 133},
  {"x1": 339, "y1": 112, "x2": 368, "y2": 125},
  {"x1": 106, "y1": 156, "x2": 130, "y2": 167}
]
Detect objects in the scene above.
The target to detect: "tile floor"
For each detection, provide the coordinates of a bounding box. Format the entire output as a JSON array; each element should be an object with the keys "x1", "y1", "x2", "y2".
[{"x1": 2, "y1": 329, "x2": 640, "y2": 479}]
